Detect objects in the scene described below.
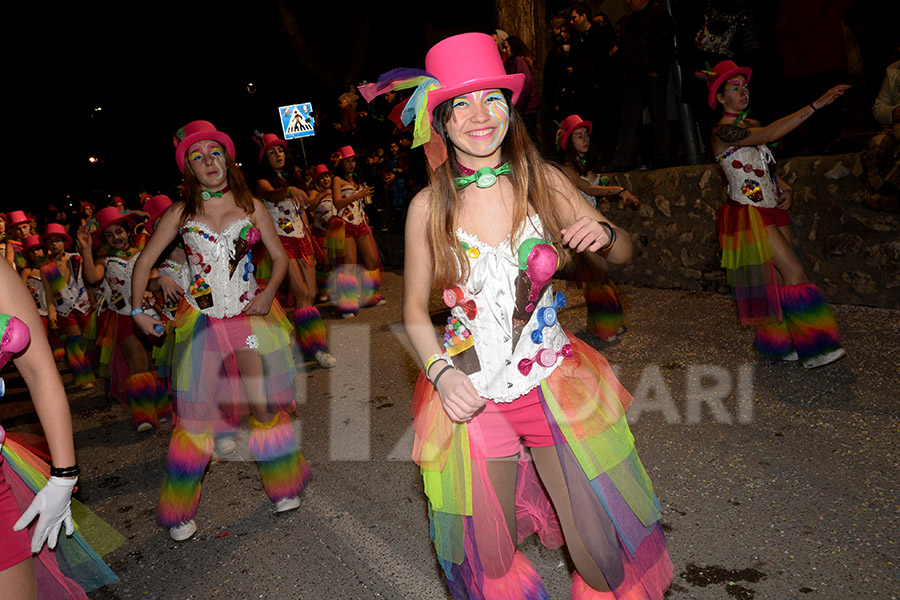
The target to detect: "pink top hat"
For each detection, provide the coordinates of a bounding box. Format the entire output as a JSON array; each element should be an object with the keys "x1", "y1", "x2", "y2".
[
  {"x1": 40, "y1": 223, "x2": 72, "y2": 247},
  {"x1": 336, "y1": 146, "x2": 357, "y2": 161},
  {"x1": 314, "y1": 164, "x2": 332, "y2": 178},
  {"x1": 7, "y1": 210, "x2": 28, "y2": 227},
  {"x1": 256, "y1": 133, "x2": 287, "y2": 163},
  {"x1": 94, "y1": 206, "x2": 148, "y2": 238},
  {"x1": 173, "y1": 120, "x2": 236, "y2": 173},
  {"x1": 705, "y1": 60, "x2": 752, "y2": 109},
  {"x1": 424, "y1": 32, "x2": 525, "y2": 121},
  {"x1": 557, "y1": 114, "x2": 593, "y2": 152},
  {"x1": 22, "y1": 235, "x2": 43, "y2": 253},
  {"x1": 142, "y1": 195, "x2": 173, "y2": 234}
]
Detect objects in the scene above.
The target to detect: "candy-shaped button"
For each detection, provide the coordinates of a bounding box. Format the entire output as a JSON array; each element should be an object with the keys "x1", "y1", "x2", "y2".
[
  {"x1": 518, "y1": 343, "x2": 574, "y2": 376},
  {"x1": 443, "y1": 286, "x2": 477, "y2": 319},
  {"x1": 531, "y1": 291, "x2": 567, "y2": 344}
]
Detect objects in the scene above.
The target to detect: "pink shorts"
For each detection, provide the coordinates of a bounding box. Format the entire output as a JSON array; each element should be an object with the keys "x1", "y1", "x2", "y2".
[
  {"x1": 473, "y1": 386, "x2": 555, "y2": 458},
  {"x1": 0, "y1": 465, "x2": 33, "y2": 571}
]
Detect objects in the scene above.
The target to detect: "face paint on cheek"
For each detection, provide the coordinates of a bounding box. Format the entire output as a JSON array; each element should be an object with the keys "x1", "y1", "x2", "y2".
[
  {"x1": 212, "y1": 154, "x2": 227, "y2": 182},
  {"x1": 487, "y1": 96, "x2": 509, "y2": 151}
]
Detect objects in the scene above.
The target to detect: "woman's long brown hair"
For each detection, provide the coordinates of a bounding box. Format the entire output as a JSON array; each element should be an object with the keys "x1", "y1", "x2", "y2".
[
  {"x1": 180, "y1": 152, "x2": 255, "y2": 225},
  {"x1": 427, "y1": 93, "x2": 571, "y2": 289}
]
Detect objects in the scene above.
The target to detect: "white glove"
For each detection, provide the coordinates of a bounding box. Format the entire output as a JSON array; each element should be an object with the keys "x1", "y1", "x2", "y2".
[{"x1": 13, "y1": 475, "x2": 77, "y2": 553}]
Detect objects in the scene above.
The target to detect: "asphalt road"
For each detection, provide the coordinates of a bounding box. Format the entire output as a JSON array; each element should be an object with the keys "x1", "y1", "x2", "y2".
[{"x1": 1, "y1": 270, "x2": 897, "y2": 599}]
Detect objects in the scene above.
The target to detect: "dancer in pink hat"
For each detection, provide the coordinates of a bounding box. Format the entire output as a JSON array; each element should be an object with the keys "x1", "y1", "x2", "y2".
[
  {"x1": 364, "y1": 32, "x2": 671, "y2": 599},
  {"x1": 253, "y1": 132, "x2": 337, "y2": 369},
  {"x1": 329, "y1": 144, "x2": 385, "y2": 317},
  {"x1": 4, "y1": 210, "x2": 33, "y2": 271},
  {"x1": 703, "y1": 60, "x2": 850, "y2": 369},
  {"x1": 131, "y1": 120, "x2": 310, "y2": 542},
  {"x1": 41, "y1": 223, "x2": 96, "y2": 390},
  {"x1": 307, "y1": 163, "x2": 336, "y2": 301},
  {"x1": 557, "y1": 114, "x2": 640, "y2": 343}
]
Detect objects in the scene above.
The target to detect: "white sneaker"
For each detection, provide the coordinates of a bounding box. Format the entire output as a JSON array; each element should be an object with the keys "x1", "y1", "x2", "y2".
[
  {"x1": 315, "y1": 350, "x2": 338, "y2": 369},
  {"x1": 215, "y1": 436, "x2": 237, "y2": 457},
  {"x1": 782, "y1": 350, "x2": 799, "y2": 361},
  {"x1": 802, "y1": 348, "x2": 846, "y2": 369},
  {"x1": 341, "y1": 313, "x2": 357, "y2": 319},
  {"x1": 373, "y1": 298, "x2": 387, "y2": 307},
  {"x1": 170, "y1": 519, "x2": 197, "y2": 541},
  {"x1": 274, "y1": 496, "x2": 301, "y2": 513},
  {"x1": 136, "y1": 422, "x2": 154, "y2": 432}
]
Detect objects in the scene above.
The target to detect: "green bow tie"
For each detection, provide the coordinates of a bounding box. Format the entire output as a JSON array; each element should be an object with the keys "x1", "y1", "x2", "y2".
[
  {"x1": 454, "y1": 163, "x2": 511, "y2": 190},
  {"x1": 201, "y1": 186, "x2": 229, "y2": 201}
]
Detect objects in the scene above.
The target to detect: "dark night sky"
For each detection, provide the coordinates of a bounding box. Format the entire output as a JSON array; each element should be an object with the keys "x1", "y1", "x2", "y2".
[{"x1": 7, "y1": 2, "x2": 493, "y2": 213}]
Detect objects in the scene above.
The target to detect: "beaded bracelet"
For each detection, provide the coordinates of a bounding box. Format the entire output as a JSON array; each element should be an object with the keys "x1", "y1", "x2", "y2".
[
  {"x1": 50, "y1": 464, "x2": 80, "y2": 478},
  {"x1": 431, "y1": 364, "x2": 455, "y2": 389}
]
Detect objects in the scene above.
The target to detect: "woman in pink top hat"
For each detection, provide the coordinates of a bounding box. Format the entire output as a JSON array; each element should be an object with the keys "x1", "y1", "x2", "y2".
[
  {"x1": 5, "y1": 210, "x2": 33, "y2": 271},
  {"x1": 703, "y1": 59, "x2": 850, "y2": 369},
  {"x1": 131, "y1": 120, "x2": 310, "y2": 542},
  {"x1": 41, "y1": 223, "x2": 96, "y2": 390},
  {"x1": 364, "y1": 32, "x2": 671, "y2": 599},
  {"x1": 307, "y1": 163, "x2": 336, "y2": 301},
  {"x1": 253, "y1": 132, "x2": 337, "y2": 369},
  {"x1": 77, "y1": 207, "x2": 170, "y2": 429},
  {"x1": 557, "y1": 114, "x2": 640, "y2": 343},
  {"x1": 329, "y1": 144, "x2": 385, "y2": 317}
]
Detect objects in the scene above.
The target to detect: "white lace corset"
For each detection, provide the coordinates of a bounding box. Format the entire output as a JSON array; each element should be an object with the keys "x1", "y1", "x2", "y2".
[
  {"x1": 180, "y1": 218, "x2": 260, "y2": 319},
  {"x1": 26, "y1": 275, "x2": 48, "y2": 315},
  {"x1": 338, "y1": 184, "x2": 366, "y2": 225},
  {"x1": 264, "y1": 198, "x2": 306, "y2": 239},
  {"x1": 716, "y1": 145, "x2": 780, "y2": 209},
  {"x1": 312, "y1": 196, "x2": 335, "y2": 233},
  {"x1": 105, "y1": 254, "x2": 137, "y2": 316},
  {"x1": 449, "y1": 216, "x2": 569, "y2": 402}
]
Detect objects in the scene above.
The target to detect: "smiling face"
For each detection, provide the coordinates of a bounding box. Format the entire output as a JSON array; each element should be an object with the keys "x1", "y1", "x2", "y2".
[
  {"x1": 716, "y1": 75, "x2": 750, "y2": 112},
  {"x1": 45, "y1": 236, "x2": 67, "y2": 257},
  {"x1": 570, "y1": 127, "x2": 590, "y2": 155},
  {"x1": 445, "y1": 88, "x2": 510, "y2": 167},
  {"x1": 103, "y1": 223, "x2": 129, "y2": 250},
  {"x1": 187, "y1": 140, "x2": 228, "y2": 190},
  {"x1": 266, "y1": 145, "x2": 286, "y2": 170},
  {"x1": 316, "y1": 173, "x2": 332, "y2": 191}
]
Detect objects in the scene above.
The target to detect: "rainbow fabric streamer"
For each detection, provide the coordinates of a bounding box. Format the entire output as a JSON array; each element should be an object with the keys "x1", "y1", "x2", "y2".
[
  {"x1": 65, "y1": 334, "x2": 96, "y2": 388},
  {"x1": 293, "y1": 306, "x2": 329, "y2": 357},
  {"x1": 360, "y1": 268, "x2": 384, "y2": 307},
  {"x1": 125, "y1": 371, "x2": 158, "y2": 429},
  {"x1": 157, "y1": 428, "x2": 213, "y2": 527},
  {"x1": 249, "y1": 411, "x2": 311, "y2": 502},
  {"x1": 779, "y1": 283, "x2": 842, "y2": 363},
  {"x1": 40, "y1": 258, "x2": 69, "y2": 300},
  {"x1": 332, "y1": 268, "x2": 360, "y2": 316},
  {"x1": 584, "y1": 281, "x2": 627, "y2": 341},
  {"x1": 358, "y1": 68, "x2": 447, "y2": 168}
]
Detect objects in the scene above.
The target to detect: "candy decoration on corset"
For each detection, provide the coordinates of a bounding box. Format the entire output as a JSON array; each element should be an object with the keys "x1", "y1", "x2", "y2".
[
  {"x1": 230, "y1": 225, "x2": 261, "y2": 278},
  {"x1": 531, "y1": 291, "x2": 566, "y2": 344},
  {"x1": 512, "y1": 239, "x2": 559, "y2": 347},
  {"x1": 741, "y1": 179, "x2": 764, "y2": 203},
  {"x1": 518, "y1": 343, "x2": 574, "y2": 376},
  {"x1": 443, "y1": 286, "x2": 477, "y2": 319},
  {"x1": 189, "y1": 275, "x2": 213, "y2": 309},
  {"x1": 443, "y1": 316, "x2": 481, "y2": 375}
]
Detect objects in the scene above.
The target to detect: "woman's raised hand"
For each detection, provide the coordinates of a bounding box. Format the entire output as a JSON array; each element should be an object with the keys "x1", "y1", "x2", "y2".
[
  {"x1": 812, "y1": 84, "x2": 851, "y2": 111},
  {"x1": 561, "y1": 216, "x2": 614, "y2": 253},
  {"x1": 75, "y1": 226, "x2": 92, "y2": 252},
  {"x1": 436, "y1": 368, "x2": 485, "y2": 422}
]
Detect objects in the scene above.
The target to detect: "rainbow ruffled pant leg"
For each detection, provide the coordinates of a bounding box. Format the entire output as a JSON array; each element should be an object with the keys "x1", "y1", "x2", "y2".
[
  {"x1": 125, "y1": 371, "x2": 159, "y2": 429},
  {"x1": 753, "y1": 316, "x2": 794, "y2": 359},
  {"x1": 478, "y1": 551, "x2": 549, "y2": 599},
  {"x1": 155, "y1": 372, "x2": 173, "y2": 422},
  {"x1": 584, "y1": 281, "x2": 627, "y2": 340},
  {"x1": 332, "y1": 267, "x2": 360, "y2": 316},
  {"x1": 315, "y1": 268, "x2": 330, "y2": 299},
  {"x1": 65, "y1": 334, "x2": 96, "y2": 388},
  {"x1": 158, "y1": 428, "x2": 213, "y2": 527},
  {"x1": 249, "y1": 411, "x2": 311, "y2": 503},
  {"x1": 50, "y1": 329, "x2": 66, "y2": 362},
  {"x1": 293, "y1": 306, "x2": 329, "y2": 359},
  {"x1": 779, "y1": 283, "x2": 842, "y2": 364},
  {"x1": 360, "y1": 268, "x2": 384, "y2": 308}
]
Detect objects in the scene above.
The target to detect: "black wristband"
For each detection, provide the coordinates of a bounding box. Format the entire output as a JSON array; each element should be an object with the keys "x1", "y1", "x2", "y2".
[
  {"x1": 597, "y1": 221, "x2": 616, "y2": 251},
  {"x1": 431, "y1": 364, "x2": 455, "y2": 388},
  {"x1": 50, "y1": 464, "x2": 80, "y2": 478},
  {"x1": 809, "y1": 103, "x2": 817, "y2": 113}
]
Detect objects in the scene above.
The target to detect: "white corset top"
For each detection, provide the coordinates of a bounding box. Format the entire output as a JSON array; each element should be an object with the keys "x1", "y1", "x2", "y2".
[{"x1": 716, "y1": 144, "x2": 780, "y2": 209}]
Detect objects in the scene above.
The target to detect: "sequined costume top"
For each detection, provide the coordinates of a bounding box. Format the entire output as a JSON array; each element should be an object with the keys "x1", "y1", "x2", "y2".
[{"x1": 715, "y1": 144, "x2": 780, "y2": 209}]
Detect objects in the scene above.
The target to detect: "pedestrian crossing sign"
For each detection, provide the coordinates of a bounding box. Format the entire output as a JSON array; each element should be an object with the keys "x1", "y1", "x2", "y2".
[{"x1": 279, "y1": 103, "x2": 315, "y2": 139}]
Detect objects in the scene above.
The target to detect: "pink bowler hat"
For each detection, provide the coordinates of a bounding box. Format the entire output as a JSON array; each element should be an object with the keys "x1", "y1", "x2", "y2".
[
  {"x1": 94, "y1": 206, "x2": 148, "y2": 237},
  {"x1": 557, "y1": 114, "x2": 593, "y2": 152},
  {"x1": 705, "y1": 60, "x2": 752, "y2": 109},
  {"x1": 314, "y1": 164, "x2": 332, "y2": 178},
  {"x1": 7, "y1": 210, "x2": 29, "y2": 227},
  {"x1": 142, "y1": 195, "x2": 173, "y2": 234},
  {"x1": 173, "y1": 120, "x2": 236, "y2": 173},
  {"x1": 23, "y1": 235, "x2": 43, "y2": 253},
  {"x1": 424, "y1": 32, "x2": 525, "y2": 121},
  {"x1": 40, "y1": 223, "x2": 72, "y2": 247},
  {"x1": 256, "y1": 133, "x2": 287, "y2": 163},
  {"x1": 336, "y1": 146, "x2": 357, "y2": 161}
]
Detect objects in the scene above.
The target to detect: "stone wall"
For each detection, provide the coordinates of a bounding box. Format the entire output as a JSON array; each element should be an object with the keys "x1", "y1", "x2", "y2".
[
  {"x1": 372, "y1": 153, "x2": 899, "y2": 309},
  {"x1": 601, "y1": 153, "x2": 899, "y2": 309}
]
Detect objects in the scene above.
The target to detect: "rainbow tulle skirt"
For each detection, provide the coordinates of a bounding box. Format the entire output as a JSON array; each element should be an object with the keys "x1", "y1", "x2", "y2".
[{"x1": 412, "y1": 333, "x2": 672, "y2": 598}]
